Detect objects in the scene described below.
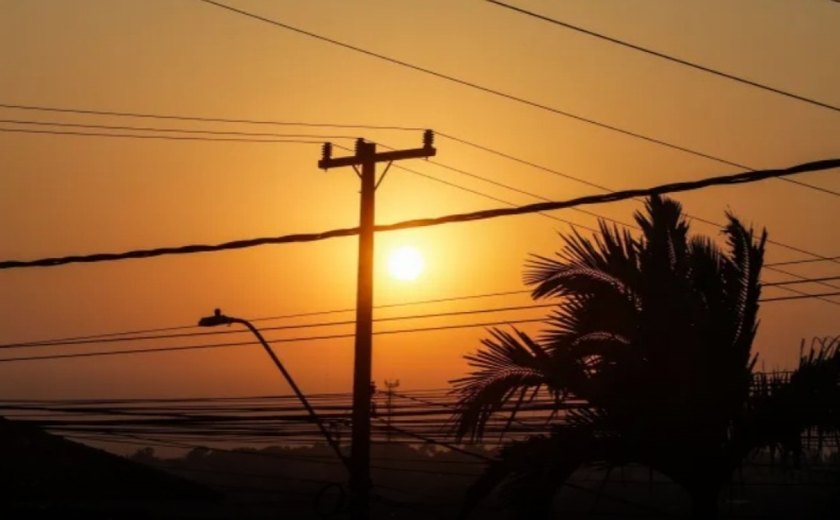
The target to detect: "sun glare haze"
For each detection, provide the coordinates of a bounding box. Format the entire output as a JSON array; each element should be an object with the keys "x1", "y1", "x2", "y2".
[{"x1": 387, "y1": 245, "x2": 424, "y2": 281}]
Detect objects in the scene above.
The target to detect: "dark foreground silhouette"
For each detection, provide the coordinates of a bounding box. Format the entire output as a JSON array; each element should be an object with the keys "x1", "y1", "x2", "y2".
[
  {"x1": 131, "y1": 440, "x2": 839, "y2": 519},
  {"x1": 0, "y1": 415, "x2": 835, "y2": 518},
  {"x1": 0, "y1": 417, "x2": 217, "y2": 519},
  {"x1": 453, "y1": 196, "x2": 840, "y2": 518}
]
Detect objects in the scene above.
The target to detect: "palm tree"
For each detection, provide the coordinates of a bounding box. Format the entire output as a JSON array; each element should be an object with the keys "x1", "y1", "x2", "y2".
[{"x1": 452, "y1": 195, "x2": 839, "y2": 518}]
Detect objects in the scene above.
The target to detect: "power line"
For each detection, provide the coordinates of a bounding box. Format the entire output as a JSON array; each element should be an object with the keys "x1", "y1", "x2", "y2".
[
  {"x1": 6, "y1": 115, "x2": 829, "y2": 273},
  {"x1": 761, "y1": 291, "x2": 840, "y2": 302},
  {"x1": 389, "y1": 162, "x2": 598, "y2": 232},
  {"x1": 0, "y1": 102, "x2": 424, "y2": 131},
  {"x1": 0, "y1": 317, "x2": 548, "y2": 364},
  {"x1": 766, "y1": 255, "x2": 840, "y2": 267},
  {"x1": 0, "y1": 301, "x2": 555, "y2": 350},
  {"x1": 3, "y1": 102, "x2": 833, "y2": 254},
  {"x1": 4, "y1": 127, "x2": 837, "y2": 298},
  {"x1": 2, "y1": 158, "x2": 836, "y2": 269},
  {"x1": 1, "y1": 377, "x2": 799, "y2": 419},
  {"x1": 417, "y1": 157, "x2": 840, "y2": 299},
  {"x1": 486, "y1": 0, "x2": 840, "y2": 113},
  {"x1": 0, "y1": 290, "x2": 532, "y2": 347},
  {"x1": 5, "y1": 274, "x2": 835, "y2": 351},
  {"x1": 0, "y1": 291, "x2": 835, "y2": 365},
  {"x1": 767, "y1": 275, "x2": 840, "y2": 286},
  {"x1": 196, "y1": 0, "x2": 839, "y2": 198},
  {"x1": 411, "y1": 140, "x2": 840, "y2": 304},
  {"x1": 437, "y1": 132, "x2": 611, "y2": 192},
  {"x1": 430, "y1": 135, "x2": 840, "y2": 302},
  {"x1": 5, "y1": 101, "x2": 832, "y2": 245},
  {"x1": 3, "y1": 129, "x2": 835, "y2": 297},
  {"x1": 0, "y1": 118, "x2": 359, "y2": 140},
  {"x1": 0, "y1": 100, "x2": 645, "y2": 234},
  {"x1": 768, "y1": 284, "x2": 840, "y2": 307},
  {"x1": 0, "y1": 127, "x2": 323, "y2": 145},
  {"x1": 766, "y1": 266, "x2": 840, "y2": 297},
  {"x1": 332, "y1": 140, "x2": 593, "y2": 232},
  {"x1": 3, "y1": 389, "x2": 453, "y2": 407},
  {"x1": 437, "y1": 133, "x2": 840, "y2": 271},
  {"x1": 1, "y1": 120, "x2": 592, "y2": 232},
  {"x1": 423, "y1": 158, "x2": 634, "y2": 230}
]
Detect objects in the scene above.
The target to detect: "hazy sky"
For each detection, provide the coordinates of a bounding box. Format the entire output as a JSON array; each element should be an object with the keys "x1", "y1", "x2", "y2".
[{"x1": 1, "y1": 0, "x2": 838, "y2": 400}]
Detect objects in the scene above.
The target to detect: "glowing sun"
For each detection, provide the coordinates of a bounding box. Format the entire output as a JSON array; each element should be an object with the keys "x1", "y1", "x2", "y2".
[{"x1": 387, "y1": 246, "x2": 424, "y2": 281}]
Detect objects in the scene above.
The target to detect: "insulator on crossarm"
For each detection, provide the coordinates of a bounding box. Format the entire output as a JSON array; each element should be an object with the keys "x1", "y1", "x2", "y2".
[
  {"x1": 423, "y1": 129, "x2": 434, "y2": 149},
  {"x1": 355, "y1": 138, "x2": 365, "y2": 155},
  {"x1": 321, "y1": 142, "x2": 332, "y2": 163}
]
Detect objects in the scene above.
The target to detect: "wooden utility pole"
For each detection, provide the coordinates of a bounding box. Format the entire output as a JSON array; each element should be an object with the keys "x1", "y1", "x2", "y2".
[{"x1": 318, "y1": 132, "x2": 435, "y2": 519}]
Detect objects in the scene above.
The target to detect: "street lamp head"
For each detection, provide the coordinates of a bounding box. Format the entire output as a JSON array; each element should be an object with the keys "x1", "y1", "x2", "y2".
[{"x1": 198, "y1": 308, "x2": 233, "y2": 327}]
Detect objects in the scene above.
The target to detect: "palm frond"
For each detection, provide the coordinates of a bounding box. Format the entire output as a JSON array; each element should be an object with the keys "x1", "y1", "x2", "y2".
[
  {"x1": 525, "y1": 221, "x2": 640, "y2": 302},
  {"x1": 571, "y1": 331, "x2": 631, "y2": 348},
  {"x1": 451, "y1": 328, "x2": 563, "y2": 441},
  {"x1": 722, "y1": 212, "x2": 766, "y2": 353},
  {"x1": 634, "y1": 195, "x2": 690, "y2": 252},
  {"x1": 539, "y1": 290, "x2": 638, "y2": 355},
  {"x1": 497, "y1": 386, "x2": 533, "y2": 443},
  {"x1": 525, "y1": 257, "x2": 631, "y2": 299},
  {"x1": 454, "y1": 195, "x2": 777, "y2": 517}
]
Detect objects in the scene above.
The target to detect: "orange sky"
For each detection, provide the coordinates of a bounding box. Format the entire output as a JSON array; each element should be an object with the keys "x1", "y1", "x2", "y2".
[{"x1": 1, "y1": 0, "x2": 838, "y2": 401}]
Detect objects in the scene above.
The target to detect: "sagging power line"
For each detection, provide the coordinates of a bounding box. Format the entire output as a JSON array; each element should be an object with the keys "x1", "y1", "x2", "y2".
[
  {"x1": 768, "y1": 256, "x2": 840, "y2": 267},
  {"x1": 197, "y1": 0, "x2": 839, "y2": 198},
  {"x1": 5, "y1": 120, "x2": 835, "y2": 298},
  {"x1": 2, "y1": 127, "x2": 834, "y2": 299},
  {"x1": 0, "y1": 292, "x2": 834, "y2": 365},
  {"x1": 3, "y1": 277, "x2": 835, "y2": 351},
  {"x1": 486, "y1": 0, "x2": 840, "y2": 113},
  {"x1": 0, "y1": 317, "x2": 548, "y2": 364},
  {"x1": 0, "y1": 301, "x2": 554, "y2": 350},
  {"x1": 0, "y1": 118, "x2": 360, "y2": 140},
  {"x1": 0, "y1": 289, "x2": 533, "y2": 347},
  {"x1": 2, "y1": 158, "x2": 837, "y2": 270},
  {"x1": 0, "y1": 127, "x2": 325, "y2": 145},
  {"x1": 1, "y1": 102, "x2": 830, "y2": 270},
  {"x1": 344, "y1": 138, "x2": 840, "y2": 299},
  {"x1": 3, "y1": 110, "x2": 829, "y2": 271},
  {"x1": 436, "y1": 132, "x2": 840, "y2": 269},
  {"x1": 0, "y1": 102, "x2": 425, "y2": 132}
]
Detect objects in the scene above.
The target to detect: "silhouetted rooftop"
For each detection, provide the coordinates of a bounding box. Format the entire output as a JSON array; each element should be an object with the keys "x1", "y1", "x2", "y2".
[{"x1": 0, "y1": 416, "x2": 217, "y2": 502}]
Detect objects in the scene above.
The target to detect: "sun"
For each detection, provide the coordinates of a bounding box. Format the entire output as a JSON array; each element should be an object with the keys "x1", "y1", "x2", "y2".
[{"x1": 387, "y1": 246, "x2": 424, "y2": 281}]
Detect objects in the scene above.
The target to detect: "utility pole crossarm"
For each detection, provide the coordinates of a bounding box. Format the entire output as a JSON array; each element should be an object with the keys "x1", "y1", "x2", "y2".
[{"x1": 318, "y1": 130, "x2": 436, "y2": 170}]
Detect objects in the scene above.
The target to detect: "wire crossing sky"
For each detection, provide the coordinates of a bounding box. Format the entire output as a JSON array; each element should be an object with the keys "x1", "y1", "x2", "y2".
[
  {"x1": 486, "y1": 0, "x2": 840, "y2": 113},
  {"x1": 2, "y1": 158, "x2": 836, "y2": 269},
  {"x1": 0, "y1": 101, "x2": 832, "y2": 267},
  {"x1": 198, "y1": 0, "x2": 839, "y2": 198},
  {"x1": 1, "y1": 0, "x2": 837, "y2": 397}
]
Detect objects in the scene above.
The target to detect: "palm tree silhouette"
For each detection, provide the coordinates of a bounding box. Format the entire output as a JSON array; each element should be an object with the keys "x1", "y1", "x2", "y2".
[{"x1": 452, "y1": 195, "x2": 839, "y2": 518}]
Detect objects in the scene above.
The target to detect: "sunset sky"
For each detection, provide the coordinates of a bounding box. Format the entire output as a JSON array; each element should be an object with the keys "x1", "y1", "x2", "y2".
[{"x1": 1, "y1": 0, "x2": 838, "y2": 402}]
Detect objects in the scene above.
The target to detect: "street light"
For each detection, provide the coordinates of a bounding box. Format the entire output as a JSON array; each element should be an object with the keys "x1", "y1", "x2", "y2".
[{"x1": 198, "y1": 308, "x2": 349, "y2": 470}]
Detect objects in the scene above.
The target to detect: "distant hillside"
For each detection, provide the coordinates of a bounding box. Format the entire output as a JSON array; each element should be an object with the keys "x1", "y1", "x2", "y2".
[{"x1": 132, "y1": 441, "x2": 840, "y2": 519}]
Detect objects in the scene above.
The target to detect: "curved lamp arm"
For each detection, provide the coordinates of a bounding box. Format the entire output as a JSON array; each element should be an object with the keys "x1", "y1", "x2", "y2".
[{"x1": 199, "y1": 309, "x2": 350, "y2": 471}]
